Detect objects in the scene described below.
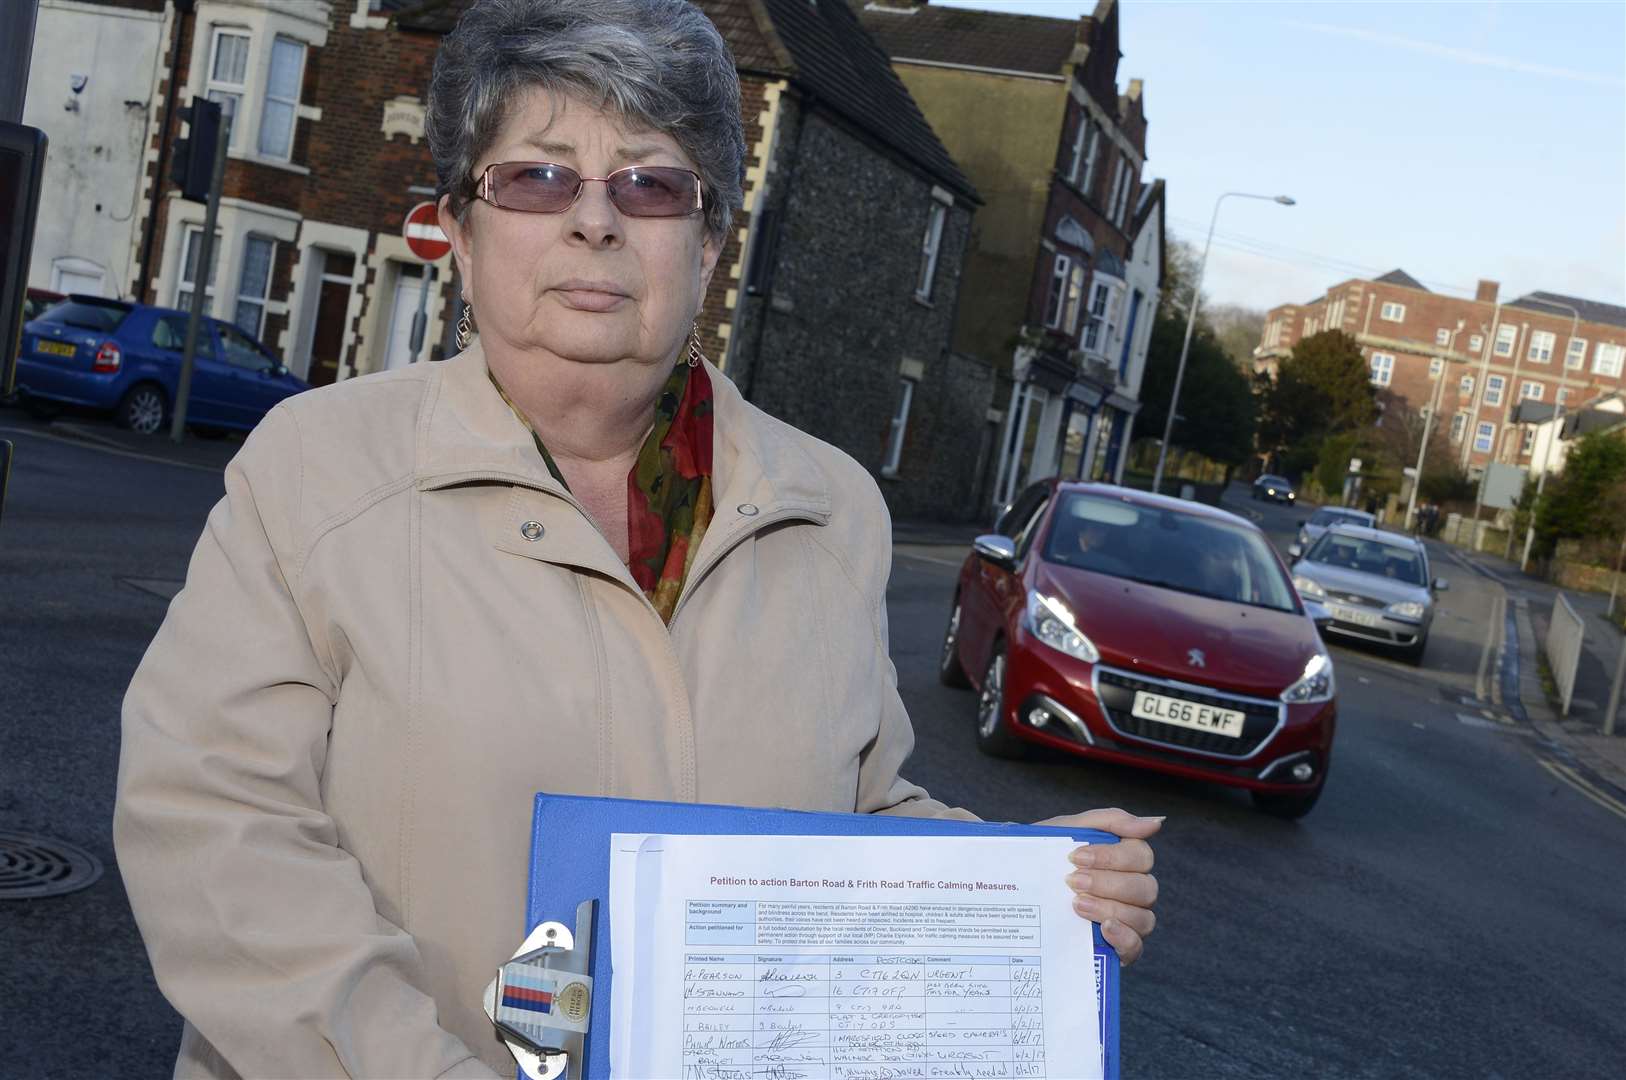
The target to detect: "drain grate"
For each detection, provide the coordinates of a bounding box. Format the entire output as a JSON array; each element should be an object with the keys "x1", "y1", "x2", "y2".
[{"x1": 0, "y1": 831, "x2": 104, "y2": 899}]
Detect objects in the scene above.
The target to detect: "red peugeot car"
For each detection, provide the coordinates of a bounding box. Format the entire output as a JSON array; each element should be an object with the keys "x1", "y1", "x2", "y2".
[{"x1": 941, "y1": 481, "x2": 1338, "y2": 818}]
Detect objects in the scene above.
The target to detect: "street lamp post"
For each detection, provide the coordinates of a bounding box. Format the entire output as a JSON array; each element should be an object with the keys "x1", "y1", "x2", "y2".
[
  {"x1": 1519, "y1": 301, "x2": 1580, "y2": 571},
  {"x1": 1152, "y1": 191, "x2": 1295, "y2": 495},
  {"x1": 1405, "y1": 321, "x2": 1464, "y2": 531}
]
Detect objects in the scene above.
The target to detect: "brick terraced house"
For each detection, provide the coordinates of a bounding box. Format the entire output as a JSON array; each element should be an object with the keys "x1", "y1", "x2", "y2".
[
  {"x1": 121, "y1": 0, "x2": 987, "y2": 518},
  {"x1": 1256, "y1": 272, "x2": 1626, "y2": 475}
]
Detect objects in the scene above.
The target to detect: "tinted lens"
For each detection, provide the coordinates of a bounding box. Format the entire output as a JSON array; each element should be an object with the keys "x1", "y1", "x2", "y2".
[
  {"x1": 606, "y1": 167, "x2": 701, "y2": 217},
  {"x1": 489, "y1": 162, "x2": 580, "y2": 212}
]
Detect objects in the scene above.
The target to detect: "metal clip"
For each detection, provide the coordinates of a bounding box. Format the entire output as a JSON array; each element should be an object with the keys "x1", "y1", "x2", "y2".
[{"x1": 483, "y1": 899, "x2": 596, "y2": 1080}]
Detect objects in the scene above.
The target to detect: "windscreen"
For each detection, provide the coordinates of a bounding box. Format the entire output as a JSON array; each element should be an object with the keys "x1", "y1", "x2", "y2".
[
  {"x1": 38, "y1": 299, "x2": 130, "y2": 333},
  {"x1": 1043, "y1": 493, "x2": 1299, "y2": 612},
  {"x1": 1305, "y1": 533, "x2": 1425, "y2": 585}
]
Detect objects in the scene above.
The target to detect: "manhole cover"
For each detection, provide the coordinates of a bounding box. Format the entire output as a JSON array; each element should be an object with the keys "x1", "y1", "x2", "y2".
[{"x1": 0, "y1": 831, "x2": 104, "y2": 899}]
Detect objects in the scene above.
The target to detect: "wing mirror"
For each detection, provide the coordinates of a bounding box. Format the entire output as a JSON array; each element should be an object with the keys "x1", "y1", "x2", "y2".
[
  {"x1": 1287, "y1": 543, "x2": 1303, "y2": 559},
  {"x1": 972, "y1": 534, "x2": 1018, "y2": 571},
  {"x1": 1433, "y1": 577, "x2": 1449, "y2": 592},
  {"x1": 1304, "y1": 599, "x2": 1333, "y2": 631}
]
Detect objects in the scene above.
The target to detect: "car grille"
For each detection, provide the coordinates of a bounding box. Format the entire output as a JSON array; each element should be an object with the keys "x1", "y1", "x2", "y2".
[
  {"x1": 1326, "y1": 590, "x2": 1383, "y2": 608},
  {"x1": 1095, "y1": 668, "x2": 1282, "y2": 758}
]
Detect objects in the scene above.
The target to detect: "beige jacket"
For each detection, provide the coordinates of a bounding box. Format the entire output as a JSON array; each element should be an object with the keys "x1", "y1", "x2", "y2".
[{"x1": 114, "y1": 345, "x2": 968, "y2": 1079}]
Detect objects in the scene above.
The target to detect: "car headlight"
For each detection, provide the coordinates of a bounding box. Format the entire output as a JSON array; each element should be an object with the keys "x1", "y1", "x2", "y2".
[
  {"x1": 1266, "y1": 488, "x2": 1276, "y2": 495},
  {"x1": 1386, "y1": 600, "x2": 1426, "y2": 621},
  {"x1": 1293, "y1": 575, "x2": 1326, "y2": 600},
  {"x1": 1024, "y1": 590, "x2": 1100, "y2": 663},
  {"x1": 1281, "y1": 650, "x2": 1336, "y2": 704},
  {"x1": 1287, "y1": 492, "x2": 1296, "y2": 500}
]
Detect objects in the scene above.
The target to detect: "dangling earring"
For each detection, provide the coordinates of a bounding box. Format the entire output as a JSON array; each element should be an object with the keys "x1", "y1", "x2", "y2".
[
  {"x1": 687, "y1": 322, "x2": 707, "y2": 368},
  {"x1": 455, "y1": 302, "x2": 475, "y2": 351}
]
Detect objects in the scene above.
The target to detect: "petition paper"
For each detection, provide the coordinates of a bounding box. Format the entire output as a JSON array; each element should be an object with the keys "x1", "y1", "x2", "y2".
[{"x1": 609, "y1": 834, "x2": 1102, "y2": 1079}]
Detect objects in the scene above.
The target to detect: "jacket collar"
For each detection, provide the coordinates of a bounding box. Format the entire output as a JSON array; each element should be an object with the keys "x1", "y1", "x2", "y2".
[{"x1": 414, "y1": 341, "x2": 832, "y2": 527}]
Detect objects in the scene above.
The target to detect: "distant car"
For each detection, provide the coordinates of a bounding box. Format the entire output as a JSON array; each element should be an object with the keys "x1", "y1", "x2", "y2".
[
  {"x1": 1288, "y1": 525, "x2": 1447, "y2": 663},
  {"x1": 22, "y1": 287, "x2": 65, "y2": 323},
  {"x1": 1253, "y1": 474, "x2": 1296, "y2": 503},
  {"x1": 941, "y1": 480, "x2": 1338, "y2": 819},
  {"x1": 1296, "y1": 506, "x2": 1376, "y2": 551},
  {"x1": 13, "y1": 296, "x2": 310, "y2": 435}
]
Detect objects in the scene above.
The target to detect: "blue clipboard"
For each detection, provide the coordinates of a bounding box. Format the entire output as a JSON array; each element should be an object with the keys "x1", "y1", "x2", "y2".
[{"x1": 523, "y1": 793, "x2": 1122, "y2": 1079}]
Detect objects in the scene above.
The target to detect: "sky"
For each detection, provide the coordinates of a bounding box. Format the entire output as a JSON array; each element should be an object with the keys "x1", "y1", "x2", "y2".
[{"x1": 931, "y1": 0, "x2": 1626, "y2": 312}]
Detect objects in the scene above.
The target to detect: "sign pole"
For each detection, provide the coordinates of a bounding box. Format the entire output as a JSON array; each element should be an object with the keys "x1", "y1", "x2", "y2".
[
  {"x1": 409, "y1": 264, "x2": 435, "y2": 362},
  {"x1": 401, "y1": 201, "x2": 451, "y2": 364},
  {"x1": 172, "y1": 108, "x2": 230, "y2": 443}
]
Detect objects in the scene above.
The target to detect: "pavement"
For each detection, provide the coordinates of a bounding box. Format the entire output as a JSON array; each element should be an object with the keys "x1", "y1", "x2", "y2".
[{"x1": 1428, "y1": 542, "x2": 1626, "y2": 799}]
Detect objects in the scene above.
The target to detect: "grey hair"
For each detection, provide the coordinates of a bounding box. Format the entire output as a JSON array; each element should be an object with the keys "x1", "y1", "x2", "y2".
[{"x1": 428, "y1": 0, "x2": 745, "y2": 242}]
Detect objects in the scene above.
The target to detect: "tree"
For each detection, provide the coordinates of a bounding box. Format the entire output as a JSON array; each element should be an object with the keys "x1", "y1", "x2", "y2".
[
  {"x1": 1370, "y1": 388, "x2": 1473, "y2": 505},
  {"x1": 1533, "y1": 430, "x2": 1626, "y2": 558},
  {"x1": 1257, "y1": 330, "x2": 1377, "y2": 473},
  {"x1": 1208, "y1": 303, "x2": 1267, "y2": 372},
  {"x1": 1138, "y1": 310, "x2": 1257, "y2": 474},
  {"x1": 1160, "y1": 237, "x2": 1202, "y2": 329}
]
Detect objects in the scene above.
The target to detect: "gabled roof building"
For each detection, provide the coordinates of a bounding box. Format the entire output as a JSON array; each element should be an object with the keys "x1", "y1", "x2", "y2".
[
  {"x1": 859, "y1": 0, "x2": 1164, "y2": 507},
  {"x1": 99, "y1": 0, "x2": 988, "y2": 518}
]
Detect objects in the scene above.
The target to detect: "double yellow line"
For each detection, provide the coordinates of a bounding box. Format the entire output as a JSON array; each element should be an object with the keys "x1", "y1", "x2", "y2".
[{"x1": 1538, "y1": 757, "x2": 1626, "y2": 822}]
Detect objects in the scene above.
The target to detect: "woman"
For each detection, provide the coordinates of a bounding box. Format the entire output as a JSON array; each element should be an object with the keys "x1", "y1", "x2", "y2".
[{"x1": 114, "y1": 2, "x2": 1159, "y2": 1076}]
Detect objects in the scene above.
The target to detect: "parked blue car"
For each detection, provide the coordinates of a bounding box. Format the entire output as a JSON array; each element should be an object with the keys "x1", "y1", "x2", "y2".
[{"x1": 14, "y1": 296, "x2": 310, "y2": 435}]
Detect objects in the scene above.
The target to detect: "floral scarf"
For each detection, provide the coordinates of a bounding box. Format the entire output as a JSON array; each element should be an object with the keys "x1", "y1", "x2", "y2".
[{"x1": 491, "y1": 363, "x2": 714, "y2": 623}]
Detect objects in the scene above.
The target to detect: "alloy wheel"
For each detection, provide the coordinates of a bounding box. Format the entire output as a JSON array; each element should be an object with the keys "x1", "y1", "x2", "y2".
[
  {"x1": 977, "y1": 652, "x2": 1005, "y2": 738},
  {"x1": 124, "y1": 389, "x2": 165, "y2": 435}
]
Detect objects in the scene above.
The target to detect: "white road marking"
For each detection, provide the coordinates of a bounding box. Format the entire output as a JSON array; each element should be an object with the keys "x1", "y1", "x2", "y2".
[
  {"x1": 0, "y1": 425, "x2": 224, "y2": 473},
  {"x1": 1476, "y1": 591, "x2": 1505, "y2": 704}
]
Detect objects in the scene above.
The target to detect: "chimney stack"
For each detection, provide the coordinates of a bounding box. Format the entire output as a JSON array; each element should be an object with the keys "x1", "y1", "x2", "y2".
[{"x1": 1476, "y1": 279, "x2": 1499, "y2": 304}]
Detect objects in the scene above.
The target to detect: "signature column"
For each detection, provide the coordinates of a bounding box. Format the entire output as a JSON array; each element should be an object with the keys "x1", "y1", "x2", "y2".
[{"x1": 753, "y1": 953, "x2": 831, "y2": 1079}]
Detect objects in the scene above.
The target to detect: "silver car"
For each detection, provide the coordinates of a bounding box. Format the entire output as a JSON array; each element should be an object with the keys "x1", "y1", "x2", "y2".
[
  {"x1": 1287, "y1": 525, "x2": 1447, "y2": 663},
  {"x1": 1296, "y1": 506, "x2": 1376, "y2": 551}
]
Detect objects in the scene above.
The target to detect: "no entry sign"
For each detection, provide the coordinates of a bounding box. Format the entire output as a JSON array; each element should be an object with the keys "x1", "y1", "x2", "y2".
[{"x1": 403, "y1": 201, "x2": 451, "y2": 261}]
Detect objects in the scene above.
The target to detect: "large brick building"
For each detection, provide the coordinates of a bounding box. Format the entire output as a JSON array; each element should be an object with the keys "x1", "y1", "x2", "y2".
[
  {"x1": 77, "y1": 0, "x2": 986, "y2": 518},
  {"x1": 860, "y1": 0, "x2": 1163, "y2": 508},
  {"x1": 1256, "y1": 271, "x2": 1626, "y2": 474}
]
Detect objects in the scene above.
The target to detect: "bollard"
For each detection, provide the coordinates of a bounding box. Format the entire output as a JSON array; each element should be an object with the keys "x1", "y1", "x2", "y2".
[{"x1": 1606, "y1": 631, "x2": 1624, "y2": 738}]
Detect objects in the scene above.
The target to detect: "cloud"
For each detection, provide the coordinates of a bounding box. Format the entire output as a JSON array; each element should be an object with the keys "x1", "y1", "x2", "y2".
[{"x1": 1284, "y1": 19, "x2": 1626, "y2": 88}]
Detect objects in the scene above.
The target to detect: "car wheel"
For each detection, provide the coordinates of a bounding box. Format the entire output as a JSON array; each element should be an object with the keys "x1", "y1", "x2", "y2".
[
  {"x1": 116, "y1": 383, "x2": 168, "y2": 435},
  {"x1": 938, "y1": 598, "x2": 971, "y2": 688},
  {"x1": 974, "y1": 641, "x2": 1026, "y2": 759},
  {"x1": 1251, "y1": 782, "x2": 1324, "y2": 819}
]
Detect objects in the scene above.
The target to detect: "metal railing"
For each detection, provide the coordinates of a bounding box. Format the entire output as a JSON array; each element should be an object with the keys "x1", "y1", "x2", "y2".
[{"x1": 1544, "y1": 594, "x2": 1585, "y2": 717}]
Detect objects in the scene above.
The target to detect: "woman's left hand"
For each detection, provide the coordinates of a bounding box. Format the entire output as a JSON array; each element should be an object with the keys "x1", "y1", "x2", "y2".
[{"x1": 1036, "y1": 808, "x2": 1162, "y2": 966}]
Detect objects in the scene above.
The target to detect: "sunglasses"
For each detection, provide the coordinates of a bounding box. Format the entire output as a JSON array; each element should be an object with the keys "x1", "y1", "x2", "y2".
[{"x1": 468, "y1": 161, "x2": 704, "y2": 217}]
